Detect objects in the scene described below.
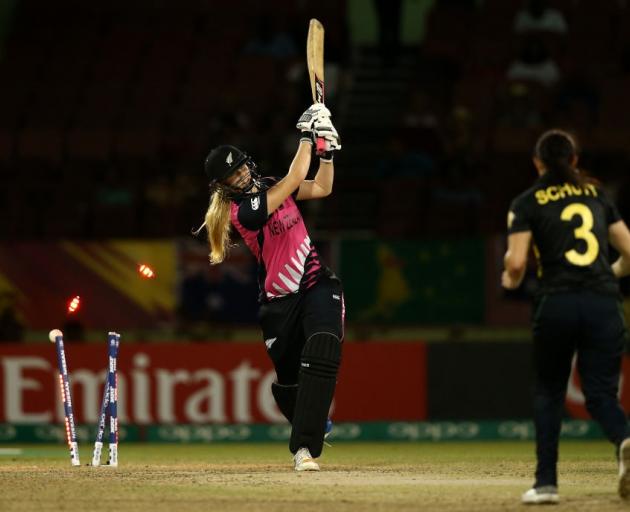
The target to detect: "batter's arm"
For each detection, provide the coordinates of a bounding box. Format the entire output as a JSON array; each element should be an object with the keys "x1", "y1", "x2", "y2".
[
  {"x1": 267, "y1": 141, "x2": 312, "y2": 214},
  {"x1": 296, "y1": 159, "x2": 333, "y2": 200}
]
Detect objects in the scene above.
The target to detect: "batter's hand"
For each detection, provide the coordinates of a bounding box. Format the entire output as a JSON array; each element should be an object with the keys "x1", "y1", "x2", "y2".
[
  {"x1": 314, "y1": 115, "x2": 341, "y2": 151},
  {"x1": 296, "y1": 103, "x2": 331, "y2": 133}
]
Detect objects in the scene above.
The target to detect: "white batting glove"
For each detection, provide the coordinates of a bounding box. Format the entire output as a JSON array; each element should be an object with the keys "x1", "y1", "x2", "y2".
[
  {"x1": 296, "y1": 103, "x2": 331, "y2": 132},
  {"x1": 314, "y1": 115, "x2": 341, "y2": 151}
]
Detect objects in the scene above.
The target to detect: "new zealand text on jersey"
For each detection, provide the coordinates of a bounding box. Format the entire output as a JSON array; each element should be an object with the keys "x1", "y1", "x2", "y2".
[
  {"x1": 269, "y1": 213, "x2": 300, "y2": 236},
  {"x1": 535, "y1": 182, "x2": 598, "y2": 205}
]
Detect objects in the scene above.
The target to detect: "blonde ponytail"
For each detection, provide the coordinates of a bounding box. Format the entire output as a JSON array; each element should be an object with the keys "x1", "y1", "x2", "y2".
[{"x1": 200, "y1": 191, "x2": 233, "y2": 264}]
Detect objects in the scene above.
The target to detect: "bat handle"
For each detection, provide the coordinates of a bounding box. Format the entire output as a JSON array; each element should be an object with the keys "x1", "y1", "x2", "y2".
[{"x1": 316, "y1": 136, "x2": 327, "y2": 155}]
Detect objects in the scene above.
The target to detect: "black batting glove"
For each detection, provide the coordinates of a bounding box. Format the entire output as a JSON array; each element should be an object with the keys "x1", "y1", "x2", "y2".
[{"x1": 300, "y1": 131, "x2": 314, "y2": 145}]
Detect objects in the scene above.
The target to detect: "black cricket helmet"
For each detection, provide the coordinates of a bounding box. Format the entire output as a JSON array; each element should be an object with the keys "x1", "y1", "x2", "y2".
[{"x1": 204, "y1": 145, "x2": 260, "y2": 198}]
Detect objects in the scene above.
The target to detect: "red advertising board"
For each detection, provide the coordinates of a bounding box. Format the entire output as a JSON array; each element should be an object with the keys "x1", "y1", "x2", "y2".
[{"x1": 0, "y1": 342, "x2": 427, "y2": 424}]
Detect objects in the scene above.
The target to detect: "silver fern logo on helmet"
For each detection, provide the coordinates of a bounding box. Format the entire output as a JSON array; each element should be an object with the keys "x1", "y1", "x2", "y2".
[{"x1": 226, "y1": 152, "x2": 233, "y2": 165}]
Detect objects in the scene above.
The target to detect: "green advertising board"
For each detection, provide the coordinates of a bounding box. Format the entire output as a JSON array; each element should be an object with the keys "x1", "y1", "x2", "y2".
[
  {"x1": 340, "y1": 239, "x2": 485, "y2": 323},
  {"x1": 0, "y1": 421, "x2": 603, "y2": 443},
  {"x1": 0, "y1": 424, "x2": 140, "y2": 443}
]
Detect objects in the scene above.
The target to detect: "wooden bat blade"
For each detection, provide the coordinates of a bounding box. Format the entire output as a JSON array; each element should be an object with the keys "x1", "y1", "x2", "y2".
[{"x1": 307, "y1": 18, "x2": 325, "y2": 103}]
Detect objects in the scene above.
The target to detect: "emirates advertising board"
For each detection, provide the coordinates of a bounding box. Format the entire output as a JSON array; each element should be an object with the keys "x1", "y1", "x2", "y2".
[{"x1": 0, "y1": 343, "x2": 427, "y2": 425}]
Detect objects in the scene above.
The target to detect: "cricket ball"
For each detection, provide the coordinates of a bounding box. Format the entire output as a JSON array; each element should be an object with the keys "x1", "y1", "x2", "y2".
[{"x1": 48, "y1": 329, "x2": 63, "y2": 343}]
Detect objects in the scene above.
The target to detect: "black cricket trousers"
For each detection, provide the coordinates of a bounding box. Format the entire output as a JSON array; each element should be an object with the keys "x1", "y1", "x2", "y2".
[
  {"x1": 258, "y1": 275, "x2": 344, "y2": 384},
  {"x1": 532, "y1": 290, "x2": 630, "y2": 487}
]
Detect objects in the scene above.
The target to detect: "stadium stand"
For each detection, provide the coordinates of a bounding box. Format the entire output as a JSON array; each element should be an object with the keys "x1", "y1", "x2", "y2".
[{"x1": 0, "y1": 0, "x2": 628, "y2": 239}]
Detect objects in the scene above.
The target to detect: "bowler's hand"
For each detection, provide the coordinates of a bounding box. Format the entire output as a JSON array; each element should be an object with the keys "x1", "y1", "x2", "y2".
[{"x1": 502, "y1": 270, "x2": 521, "y2": 290}]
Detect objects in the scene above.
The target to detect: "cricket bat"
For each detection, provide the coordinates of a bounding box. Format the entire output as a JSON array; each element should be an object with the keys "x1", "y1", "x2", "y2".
[{"x1": 306, "y1": 18, "x2": 327, "y2": 155}]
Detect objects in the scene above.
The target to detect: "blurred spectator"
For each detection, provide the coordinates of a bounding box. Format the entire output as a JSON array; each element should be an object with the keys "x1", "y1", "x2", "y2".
[
  {"x1": 377, "y1": 87, "x2": 443, "y2": 178},
  {"x1": 243, "y1": 16, "x2": 297, "y2": 59},
  {"x1": 178, "y1": 266, "x2": 211, "y2": 323},
  {"x1": 258, "y1": 112, "x2": 294, "y2": 175},
  {"x1": 513, "y1": 0, "x2": 568, "y2": 34},
  {"x1": 376, "y1": 136, "x2": 436, "y2": 179},
  {"x1": 443, "y1": 106, "x2": 474, "y2": 156},
  {"x1": 507, "y1": 37, "x2": 561, "y2": 87},
  {"x1": 374, "y1": 0, "x2": 402, "y2": 66},
  {"x1": 0, "y1": 292, "x2": 24, "y2": 342},
  {"x1": 206, "y1": 262, "x2": 258, "y2": 323},
  {"x1": 95, "y1": 166, "x2": 133, "y2": 207},
  {"x1": 431, "y1": 176, "x2": 482, "y2": 211},
  {"x1": 145, "y1": 173, "x2": 172, "y2": 209},
  {"x1": 440, "y1": 106, "x2": 483, "y2": 182},
  {"x1": 554, "y1": 73, "x2": 600, "y2": 129},
  {"x1": 173, "y1": 173, "x2": 198, "y2": 206},
  {"x1": 496, "y1": 82, "x2": 543, "y2": 129},
  {"x1": 176, "y1": 264, "x2": 212, "y2": 340},
  {"x1": 432, "y1": 107, "x2": 483, "y2": 216},
  {"x1": 399, "y1": 88, "x2": 444, "y2": 154},
  {"x1": 431, "y1": 154, "x2": 483, "y2": 215}
]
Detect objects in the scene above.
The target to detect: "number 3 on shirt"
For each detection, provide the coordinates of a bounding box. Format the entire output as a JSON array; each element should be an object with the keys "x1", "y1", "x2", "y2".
[{"x1": 560, "y1": 203, "x2": 599, "y2": 266}]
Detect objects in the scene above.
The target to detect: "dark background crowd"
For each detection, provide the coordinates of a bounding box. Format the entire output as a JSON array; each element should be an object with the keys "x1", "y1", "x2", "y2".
[{"x1": 1, "y1": 0, "x2": 629, "y2": 240}]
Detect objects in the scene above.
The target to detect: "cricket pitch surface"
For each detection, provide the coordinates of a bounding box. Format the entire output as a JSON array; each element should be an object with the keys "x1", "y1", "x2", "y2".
[{"x1": 1, "y1": 441, "x2": 628, "y2": 511}]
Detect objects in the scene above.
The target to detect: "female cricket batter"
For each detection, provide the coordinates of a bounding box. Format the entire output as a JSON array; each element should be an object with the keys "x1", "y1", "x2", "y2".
[
  {"x1": 502, "y1": 129, "x2": 630, "y2": 504},
  {"x1": 196, "y1": 104, "x2": 343, "y2": 471}
]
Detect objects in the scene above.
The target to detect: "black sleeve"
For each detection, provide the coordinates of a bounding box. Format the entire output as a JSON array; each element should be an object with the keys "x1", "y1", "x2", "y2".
[
  {"x1": 507, "y1": 195, "x2": 533, "y2": 234},
  {"x1": 236, "y1": 192, "x2": 268, "y2": 231},
  {"x1": 600, "y1": 188, "x2": 622, "y2": 225}
]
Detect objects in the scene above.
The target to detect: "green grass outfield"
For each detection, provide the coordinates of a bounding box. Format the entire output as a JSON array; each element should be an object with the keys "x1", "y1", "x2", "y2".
[{"x1": 0, "y1": 442, "x2": 628, "y2": 511}]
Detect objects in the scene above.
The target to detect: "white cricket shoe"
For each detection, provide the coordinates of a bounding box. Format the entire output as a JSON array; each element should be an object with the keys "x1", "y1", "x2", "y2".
[
  {"x1": 521, "y1": 486, "x2": 559, "y2": 505},
  {"x1": 619, "y1": 438, "x2": 630, "y2": 499},
  {"x1": 294, "y1": 447, "x2": 320, "y2": 472}
]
